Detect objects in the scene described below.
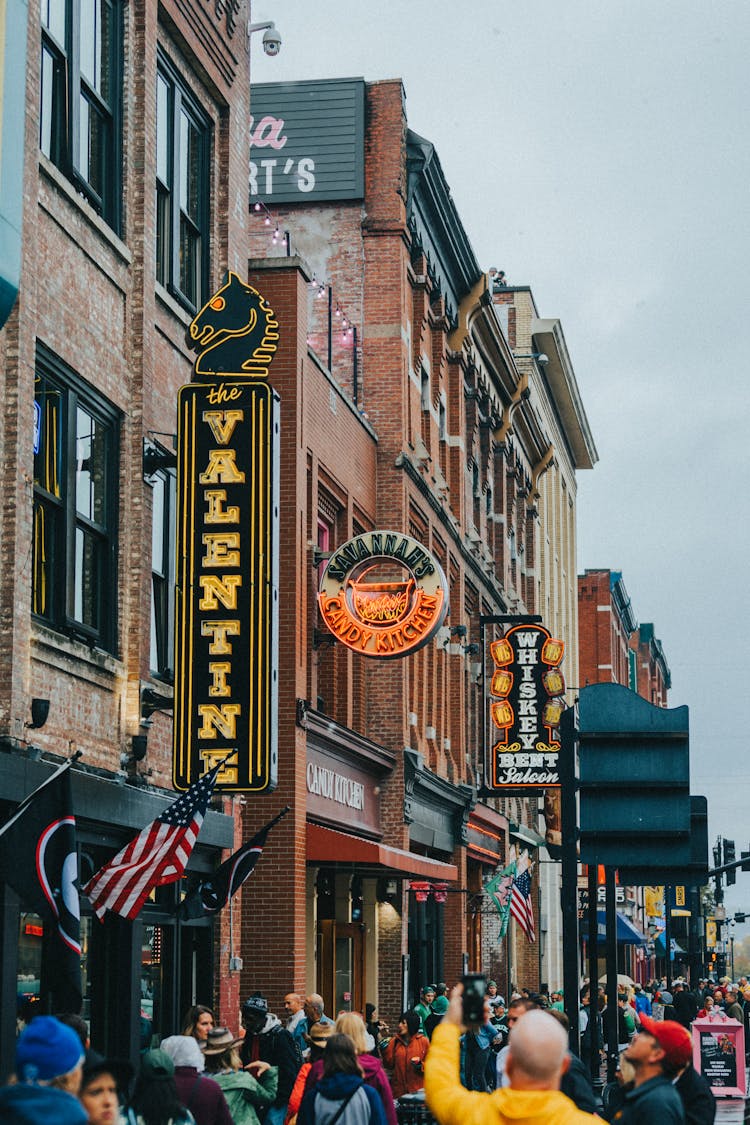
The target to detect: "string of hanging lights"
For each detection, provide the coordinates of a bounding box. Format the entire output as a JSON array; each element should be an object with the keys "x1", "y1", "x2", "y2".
[{"x1": 251, "y1": 199, "x2": 357, "y2": 346}]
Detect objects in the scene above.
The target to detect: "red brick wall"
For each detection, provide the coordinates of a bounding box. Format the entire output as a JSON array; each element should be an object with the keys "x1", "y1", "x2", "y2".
[{"x1": 578, "y1": 569, "x2": 631, "y2": 689}]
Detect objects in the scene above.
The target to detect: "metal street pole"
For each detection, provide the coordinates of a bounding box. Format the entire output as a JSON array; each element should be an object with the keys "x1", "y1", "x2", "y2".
[
  {"x1": 731, "y1": 934, "x2": 735, "y2": 981},
  {"x1": 665, "y1": 886, "x2": 672, "y2": 992},
  {"x1": 604, "y1": 867, "x2": 619, "y2": 1084},
  {"x1": 587, "y1": 862, "x2": 603, "y2": 1091},
  {"x1": 688, "y1": 887, "x2": 702, "y2": 987},
  {"x1": 560, "y1": 706, "x2": 580, "y2": 1052}
]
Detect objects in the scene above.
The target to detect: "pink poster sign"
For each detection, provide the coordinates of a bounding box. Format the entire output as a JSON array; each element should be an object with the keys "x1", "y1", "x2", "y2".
[{"x1": 692, "y1": 1018, "x2": 746, "y2": 1098}]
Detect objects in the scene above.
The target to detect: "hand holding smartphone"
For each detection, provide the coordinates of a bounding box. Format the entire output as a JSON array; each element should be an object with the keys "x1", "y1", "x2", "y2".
[{"x1": 461, "y1": 973, "x2": 487, "y2": 1025}]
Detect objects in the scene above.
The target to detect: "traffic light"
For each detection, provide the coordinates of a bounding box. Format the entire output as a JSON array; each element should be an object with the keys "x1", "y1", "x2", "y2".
[
  {"x1": 742, "y1": 849, "x2": 750, "y2": 873},
  {"x1": 735, "y1": 912, "x2": 747, "y2": 923},
  {"x1": 713, "y1": 838, "x2": 722, "y2": 869},
  {"x1": 724, "y1": 839, "x2": 736, "y2": 885}
]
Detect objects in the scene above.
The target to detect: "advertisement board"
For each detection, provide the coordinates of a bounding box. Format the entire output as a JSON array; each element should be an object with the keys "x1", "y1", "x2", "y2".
[
  {"x1": 484, "y1": 623, "x2": 566, "y2": 792},
  {"x1": 693, "y1": 1019, "x2": 746, "y2": 1098},
  {"x1": 250, "y1": 78, "x2": 365, "y2": 204},
  {"x1": 173, "y1": 274, "x2": 281, "y2": 791}
]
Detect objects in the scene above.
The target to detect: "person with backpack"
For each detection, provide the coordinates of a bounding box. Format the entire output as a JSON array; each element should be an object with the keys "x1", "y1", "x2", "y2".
[
  {"x1": 303, "y1": 1012, "x2": 396, "y2": 1125},
  {"x1": 240, "y1": 993, "x2": 302, "y2": 1125},
  {"x1": 298, "y1": 1034, "x2": 386, "y2": 1125}
]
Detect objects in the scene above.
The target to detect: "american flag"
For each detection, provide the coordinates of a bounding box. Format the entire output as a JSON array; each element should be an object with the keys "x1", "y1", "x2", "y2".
[
  {"x1": 83, "y1": 764, "x2": 221, "y2": 921},
  {"x1": 510, "y1": 867, "x2": 535, "y2": 942}
]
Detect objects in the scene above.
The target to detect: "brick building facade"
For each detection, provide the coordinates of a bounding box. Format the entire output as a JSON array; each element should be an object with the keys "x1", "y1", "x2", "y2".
[
  {"x1": 0, "y1": 0, "x2": 254, "y2": 1074},
  {"x1": 578, "y1": 569, "x2": 638, "y2": 688}
]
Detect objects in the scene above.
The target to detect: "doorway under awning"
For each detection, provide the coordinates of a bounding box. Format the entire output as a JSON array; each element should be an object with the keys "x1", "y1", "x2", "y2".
[
  {"x1": 596, "y1": 909, "x2": 647, "y2": 946},
  {"x1": 306, "y1": 823, "x2": 457, "y2": 881}
]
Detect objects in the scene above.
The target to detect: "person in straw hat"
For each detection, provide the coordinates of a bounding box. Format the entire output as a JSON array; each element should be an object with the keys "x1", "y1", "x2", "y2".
[
  {"x1": 284, "y1": 1022, "x2": 335, "y2": 1125},
  {"x1": 203, "y1": 1027, "x2": 278, "y2": 1125}
]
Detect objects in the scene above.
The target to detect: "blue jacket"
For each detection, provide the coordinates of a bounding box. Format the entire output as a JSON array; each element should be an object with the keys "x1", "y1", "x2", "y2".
[
  {"x1": 0, "y1": 1083, "x2": 88, "y2": 1124},
  {"x1": 634, "y1": 992, "x2": 652, "y2": 1016},
  {"x1": 299, "y1": 1073, "x2": 387, "y2": 1125}
]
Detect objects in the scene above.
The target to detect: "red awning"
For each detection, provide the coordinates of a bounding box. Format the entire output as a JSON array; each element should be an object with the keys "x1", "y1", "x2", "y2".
[{"x1": 306, "y1": 823, "x2": 457, "y2": 881}]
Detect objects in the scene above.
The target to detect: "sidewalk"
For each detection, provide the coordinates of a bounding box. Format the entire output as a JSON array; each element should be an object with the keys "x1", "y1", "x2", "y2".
[
  {"x1": 715, "y1": 1099, "x2": 744, "y2": 1123},
  {"x1": 713, "y1": 1069, "x2": 750, "y2": 1124}
]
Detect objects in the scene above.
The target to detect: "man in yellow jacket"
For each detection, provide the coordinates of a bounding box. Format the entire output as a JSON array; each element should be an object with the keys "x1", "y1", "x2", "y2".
[{"x1": 425, "y1": 986, "x2": 598, "y2": 1125}]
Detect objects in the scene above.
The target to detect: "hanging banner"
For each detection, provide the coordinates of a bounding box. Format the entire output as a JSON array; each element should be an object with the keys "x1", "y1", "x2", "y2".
[
  {"x1": 485, "y1": 623, "x2": 566, "y2": 792},
  {"x1": 645, "y1": 886, "x2": 664, "y2": 918}
]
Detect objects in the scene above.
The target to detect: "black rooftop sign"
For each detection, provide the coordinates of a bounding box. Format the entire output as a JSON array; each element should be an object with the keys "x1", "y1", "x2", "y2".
[{"x1": 250, "y1": 78, "x2": 365, "y2": 205}]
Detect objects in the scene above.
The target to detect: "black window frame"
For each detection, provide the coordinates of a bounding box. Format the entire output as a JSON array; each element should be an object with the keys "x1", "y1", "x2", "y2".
[
  {"x1": 40, "y1": 0, "x2": 123, "y2": 231},
  {"x1": 32, "y1": 344, "x2": 120, "y2": 652},
  {"x1": 149, "y1": 460, "x2": 176, "y2": 681},
  {"x1": 156, "y1": 51, "x2": 211, "y2": 312}
]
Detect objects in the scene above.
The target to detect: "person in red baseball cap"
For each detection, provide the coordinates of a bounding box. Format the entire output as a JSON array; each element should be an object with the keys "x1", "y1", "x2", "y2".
[{"x1": 605, "y1": 1016, "x2": 688, "y2": 1122}]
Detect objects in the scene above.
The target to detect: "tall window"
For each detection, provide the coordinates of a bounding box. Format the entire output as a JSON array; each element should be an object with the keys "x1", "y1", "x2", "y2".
[
  {"x1": 33, "y1": 348, "x2": 119, "y2": 650},
  {"x1": 156, "y1": 56, "x2": 210, "y2": 310},
  {"x1": 40, "y1": 0, "x2": 121, "y2": 227},
  {"x1": 150, "y1": 466, "x2": 176, "y2": 679}
]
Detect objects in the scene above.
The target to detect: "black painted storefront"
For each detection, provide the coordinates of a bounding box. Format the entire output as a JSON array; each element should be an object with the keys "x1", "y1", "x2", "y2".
[{"x1": 0, "y1": 752, "x2": 233, "y2": 1078}]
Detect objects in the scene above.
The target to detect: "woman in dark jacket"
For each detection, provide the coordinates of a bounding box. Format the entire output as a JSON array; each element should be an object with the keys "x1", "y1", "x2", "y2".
[
  {"x1": 159, "y1": 1036, "x2": 233, "y2": 1125},
  {"x1": 298, "y1": 1034, "x2": 387, "y2": 1125}
]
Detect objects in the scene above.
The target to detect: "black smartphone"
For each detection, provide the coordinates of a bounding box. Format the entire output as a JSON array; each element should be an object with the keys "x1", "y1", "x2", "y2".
[{"x1": 461, "y1": 973, "x2": 487, "y2": 1024}]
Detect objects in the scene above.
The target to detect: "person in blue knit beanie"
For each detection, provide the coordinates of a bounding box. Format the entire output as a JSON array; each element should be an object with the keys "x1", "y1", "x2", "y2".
[{"x1": 0, "y1": 1014, "x2": 88, "y2": 1123}]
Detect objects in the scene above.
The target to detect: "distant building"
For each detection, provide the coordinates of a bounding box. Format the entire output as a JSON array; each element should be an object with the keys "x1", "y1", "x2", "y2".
[
  {"x1": 630, "y1": 623, "x2": 671, "y2": 706},
  {"x1": 578, "y1": 569, "x2": 638, "y2": 688}
]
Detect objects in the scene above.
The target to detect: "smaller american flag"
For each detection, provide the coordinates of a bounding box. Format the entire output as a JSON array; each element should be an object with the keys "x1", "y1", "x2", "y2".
[
  {"x1": 83, "y1": 764, "x2": 221, "y2": 921},
  {"x1": 510, "y1": 867, "x2": 535, "y2": 942}
]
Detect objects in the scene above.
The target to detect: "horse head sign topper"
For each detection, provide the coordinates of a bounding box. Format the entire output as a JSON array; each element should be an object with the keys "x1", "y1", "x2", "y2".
[{"x1": 187, "y1": 272, "x2": 279, "y2": 379}]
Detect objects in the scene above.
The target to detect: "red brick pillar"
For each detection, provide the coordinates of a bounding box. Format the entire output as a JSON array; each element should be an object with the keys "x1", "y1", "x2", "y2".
[{"x1": 236, "y1": 259, "x2": 311, "y2": 1013}]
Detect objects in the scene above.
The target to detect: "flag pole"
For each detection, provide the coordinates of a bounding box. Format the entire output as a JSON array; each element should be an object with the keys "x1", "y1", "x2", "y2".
[
  {"x1": 0, "y1": 754, "x2": 80, "y2": 841},
  {"x1": 261, "y1": 805, "x2": 291, "y2": 831}
]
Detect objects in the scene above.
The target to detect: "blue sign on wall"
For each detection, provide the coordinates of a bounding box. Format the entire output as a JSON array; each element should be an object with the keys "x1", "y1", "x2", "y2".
[{"x1": 250, "y1": 78, "x2": 365, "y2": 205}]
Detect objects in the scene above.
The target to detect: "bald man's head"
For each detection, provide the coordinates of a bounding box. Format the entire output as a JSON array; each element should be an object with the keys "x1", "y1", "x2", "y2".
[{"x1": 505, "y1": 1010, "x2": 569, "y2": 1089}]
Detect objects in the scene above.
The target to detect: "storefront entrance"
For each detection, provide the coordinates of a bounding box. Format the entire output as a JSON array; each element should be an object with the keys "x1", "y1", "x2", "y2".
[{"x1": 317, "y1": 919, "x2": 366, "y2": 1015}]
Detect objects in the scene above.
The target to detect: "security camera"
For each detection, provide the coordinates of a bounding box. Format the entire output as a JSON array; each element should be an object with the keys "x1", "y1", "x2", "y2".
[{"x1": 262, "y1": 25, "x2": 281, "y2": 55}]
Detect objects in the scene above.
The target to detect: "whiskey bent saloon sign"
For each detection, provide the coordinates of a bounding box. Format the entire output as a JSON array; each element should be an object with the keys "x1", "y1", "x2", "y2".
[
  {"x1": 317, "y1": 531, "x2": 448, "y2": 658},
  {"x1": 486, "y1": 624, "x2": 566, "y2": 792},
  {"x1": 173, "y1": 274, "x2": 280, "y2": 792}
]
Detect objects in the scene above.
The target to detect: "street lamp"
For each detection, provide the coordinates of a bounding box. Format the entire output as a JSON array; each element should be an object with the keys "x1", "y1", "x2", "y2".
[{"x1": 513, "y1": 352, "x2": 549, "y2": 366}]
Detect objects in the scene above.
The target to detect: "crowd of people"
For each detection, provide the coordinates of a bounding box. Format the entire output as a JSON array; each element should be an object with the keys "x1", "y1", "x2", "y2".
[{"x1": 0, "y1": 976, "x2": 742, "y2": 1124}]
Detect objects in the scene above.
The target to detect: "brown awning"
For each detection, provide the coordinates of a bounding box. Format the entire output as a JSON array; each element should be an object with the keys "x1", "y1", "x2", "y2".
[{"x1": 306, "y1": 823, "x2": 457, "y2": 881}]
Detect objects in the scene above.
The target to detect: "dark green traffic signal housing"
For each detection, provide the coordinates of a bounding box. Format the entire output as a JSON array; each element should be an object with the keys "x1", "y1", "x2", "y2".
[
  {"x1": 724, "y1": 839, "x2": 736, "y2": 885},
  {"x1": 578, "y1": 683, "x2": 691, "y2": 868}
]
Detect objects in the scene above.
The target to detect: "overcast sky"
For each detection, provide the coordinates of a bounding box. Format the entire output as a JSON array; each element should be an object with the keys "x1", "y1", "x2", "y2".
[{"x1": 251, "y1": 1, "x2": 750, "y2": 915}]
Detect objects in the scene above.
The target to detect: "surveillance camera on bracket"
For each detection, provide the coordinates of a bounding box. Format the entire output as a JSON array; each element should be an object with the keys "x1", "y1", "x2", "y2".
[{"x1": 248, "y1": 21, "x2": 281, "y2": 56}]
